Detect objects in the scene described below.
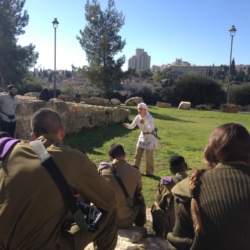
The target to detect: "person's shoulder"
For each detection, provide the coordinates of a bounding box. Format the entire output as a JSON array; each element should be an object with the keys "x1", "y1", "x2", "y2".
[
  {"x1": 145, "y1": 113, "x2": 154, "y2": 122},
  {"x1": 171, "y1": 177, "x2": 191, "y2": 203},
  {"x1": 134, "y1": 114, "x2": 140, "y2": 120},
  {"x1": 99, "y1": 161, "x2": 110, "y2": 170},
  {"x1": 123, "y1": 162, "x2": 140, "y2": 173},
  {"x1": 56, "y1": 144, "x2": 89, "y2": 160},
  {"x1": 160, "y1": 176, "x2": 174, "y2": 185},
  {"x1": 0, "y1": 93, "x2": 8, "y2": 99}
]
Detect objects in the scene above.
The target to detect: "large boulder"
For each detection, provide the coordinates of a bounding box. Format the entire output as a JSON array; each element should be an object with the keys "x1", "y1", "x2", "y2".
[
  {"x1": 58, "y1": 94, "x2": 74, "y2": 102},
  {"x1": 221, "y1": 103, "x2": 238, "y2": 113},
  {"x1": 156, "y1": 102, "x2": 171, "y2": 108},
  {"x1": 24, "y1": 92, "x2": 39, "y2": 97},
  {"x1": 178, "y1": 101, "x2": 191, "y2": 110},
  {"x1": 243, "y1": 104, "x2": 250, "y2": 111},
  {"x1": 195, "y1": 104, "x2": 212, "y2": 111},
  {"x1": 125, "y1": 97, "x2": 144, "y2": 106},
  {"x1": 84, "y1": 208, "x2": 169, "y2": 250},
  {"x1": 15, "y1": 95, "x2": 37, "y2": 100},
  {"x1": 110, "y1": 98, "x2": 121, "y2": 105},
  {"x1": 84, "y1": 97, "x2": 109, "y2": 105}
]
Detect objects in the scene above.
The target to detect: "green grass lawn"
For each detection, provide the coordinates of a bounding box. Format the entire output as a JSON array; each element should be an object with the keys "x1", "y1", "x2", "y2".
[{"x1": 64, "y1": 106, "x2": 250, "y2": 206}]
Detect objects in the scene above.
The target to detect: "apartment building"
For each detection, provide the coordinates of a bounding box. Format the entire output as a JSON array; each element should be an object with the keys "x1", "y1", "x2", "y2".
[
  {"x1": 170, "y1": 65, "x2": 220, "y2": 75},
  {"x1": 128, "y1": 48, "x2": 151, "y2": 70}
]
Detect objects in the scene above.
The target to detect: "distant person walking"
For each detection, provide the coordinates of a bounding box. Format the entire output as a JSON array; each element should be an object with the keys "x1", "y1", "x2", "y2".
[
  {"x1": 123, "y1": 103, "x2": 157, "y2": 176},
  {"x1": 0, "y1": 85, "x2": 17, "y2": 137}
]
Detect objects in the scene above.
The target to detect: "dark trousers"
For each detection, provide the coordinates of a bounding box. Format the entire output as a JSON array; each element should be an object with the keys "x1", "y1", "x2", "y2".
[{"x1": 1, "y1": 120, "x2": 16, "y2": 137}]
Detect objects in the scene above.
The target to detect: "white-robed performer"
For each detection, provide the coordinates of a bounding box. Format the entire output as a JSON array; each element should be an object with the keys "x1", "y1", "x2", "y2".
[{"x1": 123, "y1": 103, "x2": 157, "y2": 176}]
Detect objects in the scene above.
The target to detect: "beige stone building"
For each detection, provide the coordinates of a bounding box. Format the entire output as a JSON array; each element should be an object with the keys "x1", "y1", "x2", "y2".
[
  {"x1": 128, "y1": 48, "x2": 151, "y2": 70},
  {"x1": 170, "y1": 65, "x2": 220, "y2": 75}
]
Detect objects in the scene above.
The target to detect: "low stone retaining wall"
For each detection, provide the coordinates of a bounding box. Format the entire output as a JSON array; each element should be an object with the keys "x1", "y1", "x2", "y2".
[{"x1": 14, "y1": 97, "x2": 130, "y2": 140}]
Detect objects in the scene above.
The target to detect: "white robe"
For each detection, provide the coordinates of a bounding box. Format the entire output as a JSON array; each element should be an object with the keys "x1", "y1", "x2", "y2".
[{"x1": 127, "y1": 113, "x2": 157, "y2": 150}]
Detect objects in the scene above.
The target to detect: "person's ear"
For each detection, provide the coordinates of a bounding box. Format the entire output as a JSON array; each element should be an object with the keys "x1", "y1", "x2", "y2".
[
  {"x1": 109, "y1": 156, "x2": 113, "y2": 161},
  {"x1": 170, "y1": 166, "x2": 174, "y2": 173},
  {"x1": 31, "y1": 132, "x2": 37, "y2": 141},
  {"x1": 59, "y1": 126, "x2": 66, "y2": 139}
]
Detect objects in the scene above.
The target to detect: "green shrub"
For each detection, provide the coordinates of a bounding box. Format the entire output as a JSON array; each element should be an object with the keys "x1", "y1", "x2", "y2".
[
  {"x1": 229, "y1": 83, "x2": 250, "y2": 106},
  {"x1": 129, "y1": 87, "x2": 157, "y2": 104},
  {"x1": 17, "y1": 78, "x2": 45, "y2": 95},
  {"x1": 173, "y1": 73, "x2": 226, "y2": 107},
  {"x1": 61, "y1": 84, "x2": 74, "y2": 95},
  {"x1": 94, "y1": 91, "x2": 127, "y2": 103}
]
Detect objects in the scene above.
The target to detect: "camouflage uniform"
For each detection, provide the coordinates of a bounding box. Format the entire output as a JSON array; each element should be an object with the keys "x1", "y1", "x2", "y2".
[
  {"x1": 151, "y1": 171, "x2": 187, "y2": 237},
  {"x1": 0, "y1": 135, "x2": 118, "y2": 250},
  {"x1": 99, "y1": 159, "x2": 146, "y2": 228}
]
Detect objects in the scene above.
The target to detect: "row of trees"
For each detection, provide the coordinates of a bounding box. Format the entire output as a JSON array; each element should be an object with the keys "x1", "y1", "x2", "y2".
[
  {"x1": 2, "y1": 0, "x2": 250, "y2": 106},
  {"x1": 127, "y1": 73, "x2": 250, "y2": 107}
]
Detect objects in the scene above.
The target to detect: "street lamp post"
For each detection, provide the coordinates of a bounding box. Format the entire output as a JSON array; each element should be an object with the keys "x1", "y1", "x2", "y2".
[
  {"x1": 52, "y1": 18, "x2": 59, "y2": 98},
  {"x1": 226, "y1": 25, "x2": 237, "y2": 103}
]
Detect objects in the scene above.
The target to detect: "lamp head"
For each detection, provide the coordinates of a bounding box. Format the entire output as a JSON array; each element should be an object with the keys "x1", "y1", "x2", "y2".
[
  {"x1": 52, "y1": 18, "x2": 59, "y2": 29},
  {"x1": 229, "y1": 25, "x2": 237, "y2": 36}
]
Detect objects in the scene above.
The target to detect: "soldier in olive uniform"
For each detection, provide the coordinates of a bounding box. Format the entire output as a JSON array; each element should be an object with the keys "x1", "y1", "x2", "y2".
[
  {"x1": 0, "y1": 108, "x2": 118, "y2": 250},
  {"x1": 151, "y1": 155, "x2": 188, "y2": 238},
  {"x1": 99, "y1": 143, "x2": 146, "y2": 229}
]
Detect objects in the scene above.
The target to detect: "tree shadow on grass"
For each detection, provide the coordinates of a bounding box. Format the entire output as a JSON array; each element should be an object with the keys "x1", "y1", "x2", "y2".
[
  {"x1": 141, "y1": 173, "x2": 161, "y2": 181},
  {"x1": 64, "y1": 123, "x2": 132, "y2": 155},
  {"x1": 125, "y1": 106, "x2": 196, "y2": 124},
  {"x1": 148, "y1": 110, "x2": 196, "y2": 123}
]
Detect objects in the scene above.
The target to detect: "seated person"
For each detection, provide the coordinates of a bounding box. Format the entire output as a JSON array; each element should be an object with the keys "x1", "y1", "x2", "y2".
[
  {"x1": 99, "y1": 143, "x2": 146, "y2": 229},
  {"x1": 0, "y1": 108, "x2": 118, "y2": 250},
  {"x1": 151, "y1": 155, "x2": 188, "y2": 238},
  {"x1": 168, "y1": 123, "x2": 250, "y2": 250}
]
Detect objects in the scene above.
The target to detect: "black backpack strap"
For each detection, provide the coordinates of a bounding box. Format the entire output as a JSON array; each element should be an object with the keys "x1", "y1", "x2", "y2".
[
  {"x1": 30, "y1": 140, "x2": 89, "y2": 232},
  {"x1": 108, "y1": 163, "x2": 133, "y2": 208}
]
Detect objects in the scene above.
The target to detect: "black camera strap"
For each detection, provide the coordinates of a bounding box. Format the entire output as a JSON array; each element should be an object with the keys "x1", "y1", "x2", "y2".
[
  {"x1": 30, "y1": 140, "x2": 89, "y2": 232},
  {"x1": 108, "y1": 163, "x2": 134, "y2": 208}
]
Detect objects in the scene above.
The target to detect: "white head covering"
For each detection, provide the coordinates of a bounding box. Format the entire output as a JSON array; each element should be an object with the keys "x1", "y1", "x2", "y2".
[{"x1": 138, "y1": 102, "x2": 149, "y2": 115}]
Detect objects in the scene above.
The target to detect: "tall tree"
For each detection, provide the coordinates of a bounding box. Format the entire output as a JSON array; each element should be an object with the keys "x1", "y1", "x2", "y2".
[
  {"x1": 0, "y1": 0, "x2": 38, "y2": 88},
  {"x1": 77, "y1": 0, "x2": 126, "y2": 92}
]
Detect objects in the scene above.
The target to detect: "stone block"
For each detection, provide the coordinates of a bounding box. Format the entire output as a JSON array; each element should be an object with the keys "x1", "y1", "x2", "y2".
[
  {"x1": 24, "y1": 92, "x2": 39, "y2": 97},
  {"x1": 243, "y1": 104, "x2": 250, "y2": 111},
  {"x1": 12, "y1": 96, "x2": 129, "y2": 140},
  {"x1": 156, "y1": 102, "x2": 171, "y2": 108},
  {"x1": 195, "y1": 104, "x2": 212, "y2": 111},
  {"x1": 110, "y1": 98, "x2": 121, "y2": 105},
  {"x1": 221, "y1": 103, "x2": 238, "y2": 113},
  {"x1": 85, "y1": 97, "x2": 109, "y2": 105},
  {"x1": 178, "y1": 101, "x2": 191, "y2": 110},
  {"x1": 58, "y1": 94, "x2": 74, "y2": 102},
  {"x1": 125, "y1": 97, "x2": 144, "y2": 106}
]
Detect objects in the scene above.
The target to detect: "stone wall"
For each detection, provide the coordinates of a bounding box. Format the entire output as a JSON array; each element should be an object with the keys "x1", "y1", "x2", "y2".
[{"x1": 14, "y1": 96, "x2": 130, "y2": 140}]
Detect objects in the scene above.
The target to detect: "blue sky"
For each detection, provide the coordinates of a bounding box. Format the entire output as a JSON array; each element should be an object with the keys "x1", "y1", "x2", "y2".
[{"x1": 17, "y1": 0, "x2": 250, "y2": 71}]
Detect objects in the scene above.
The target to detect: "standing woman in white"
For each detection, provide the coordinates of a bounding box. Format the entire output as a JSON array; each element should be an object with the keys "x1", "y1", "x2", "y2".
[{"x1": 123, "y1": 103, "x2": 157, "y2": 176}]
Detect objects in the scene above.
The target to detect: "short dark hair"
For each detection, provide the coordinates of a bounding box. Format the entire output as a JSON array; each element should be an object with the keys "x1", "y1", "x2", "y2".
[
  {"x1": 108, "y1": 143, "x2": 125, "y2": 159},
  {"x1": 31, "y1": 108, "x2": 62, "y2": 137},
  {"x1": 7, "y1": 85, "x2": 15, "y2": 90},
  {"x1": 169, "y1": 155, "x2": 186, "y2": 172},
  {"x1": 204, "y1": 123, "x2": 250, "y2": 168}
]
